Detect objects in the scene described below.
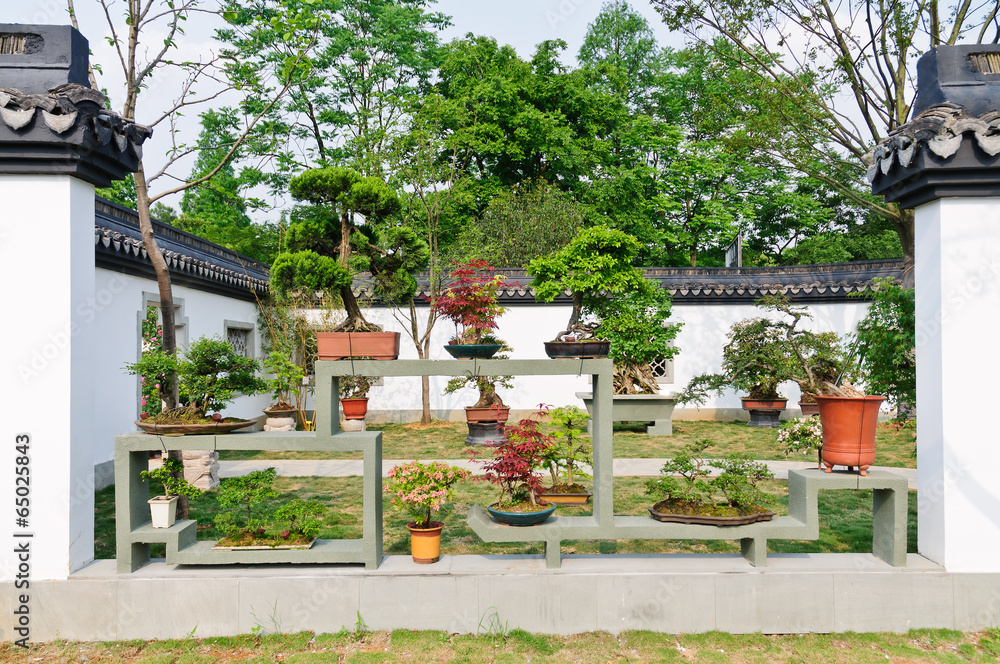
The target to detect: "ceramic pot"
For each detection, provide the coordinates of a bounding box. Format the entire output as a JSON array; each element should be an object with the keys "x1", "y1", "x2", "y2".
[
  {"x1": 486, "y1": 501, "x2": 556, "y2": 526},
  {"x1": 543, "y1": 340, "x2": 610, "y2": 359},
  {"x1": 740, "y1": 398, "x2": 787, "y2": 428},
  {"x1": 340, "y1": 397, "x2": 369, "y2": 420},
  {"x1": 799, "y1": 400, "x2": 820, "y2": 416},
  {"x1": 444, "y1": 344, "x2": 501, "y2": 359},
  {"x1": 815, "y1": 395, "x2": 885, "y2": 476},
  {"x1": 316, "y1": 332, "x2": 400, "y2": 360},
  {"x1": 148, "y1": 496, "x2": 179, "y2": 528},
  {"x1": 406, "y1": 521, "x2": 444, "y2": 564},
  {"x1": 537, "y1": 489, "x2": 592, "y2": 505}
]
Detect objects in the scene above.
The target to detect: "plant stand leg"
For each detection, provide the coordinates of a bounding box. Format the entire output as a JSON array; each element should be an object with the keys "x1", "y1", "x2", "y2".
[
  {"x1": 545, "y1": 539, "x2": 562, "y2": 569},
  {"x1": 645, "y1": 420, "x2": 673, "y2": 435},
  {"x1": 741, "y1": 537, "x2": 767, "y2": 567},
  {"x1": 872, "y1": 487, "x2": 907, "y2": 567}
]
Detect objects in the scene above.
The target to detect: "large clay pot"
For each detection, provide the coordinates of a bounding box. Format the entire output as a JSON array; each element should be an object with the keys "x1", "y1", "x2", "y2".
[
  {"x1": 316, "y1": 332, "x2": 400, "y2": 360},
  {"x1": 406, "y1": 521, "x2": 444, "y2": 564},
  {"x1": 340, "y1": 397, "x2": 369, "y2": 420},
  {"x1": 815, "y1": 395, "x2": 885, "y2": 476}
]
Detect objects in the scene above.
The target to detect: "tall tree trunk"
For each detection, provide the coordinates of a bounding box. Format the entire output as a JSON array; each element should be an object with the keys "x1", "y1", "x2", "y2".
[{"x1": 893, "y1": 207, "x2": 916, "y2": 289}]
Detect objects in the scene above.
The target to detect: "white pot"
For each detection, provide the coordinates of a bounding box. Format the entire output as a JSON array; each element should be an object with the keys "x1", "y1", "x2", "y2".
[{"x1": 148, "y1": 496, "x2": 179, "y2": 528}]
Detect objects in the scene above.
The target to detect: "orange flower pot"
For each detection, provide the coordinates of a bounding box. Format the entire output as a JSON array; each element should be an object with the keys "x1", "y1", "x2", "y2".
[
  {"x1": 340, "y1": 397, "x2": 369, "y2": 420},
  {"x1": 316, "y1": 332, "x2": 400, "y2": 360},
  {"x1": 815, "y1": 395, "x2": 885, "y2": 476},
  {"x1": 406, "y1": 521, "x2": 444, "y2": 564},
  {"x1": 464, "y1": 405, "x2": 510, "y2": 424}
]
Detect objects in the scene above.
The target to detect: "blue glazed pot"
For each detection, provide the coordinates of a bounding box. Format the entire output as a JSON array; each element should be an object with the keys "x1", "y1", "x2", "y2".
[
  {"x1": 486, "y1": 502, "x2": 556, "y2": 526},
  {"x1": 444, "y1": 344, "x2": 502, "y2": 359}
]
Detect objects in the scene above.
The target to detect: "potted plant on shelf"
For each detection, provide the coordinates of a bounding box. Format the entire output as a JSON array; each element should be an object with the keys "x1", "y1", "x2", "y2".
[
  {"x1": 432, "y1": 260, "x2": 506, "y2": 359},
  {"x1": 677, "y1": 317, "x2": 793, "y2": 427},
  {"x1": 645, "y1": 441, "x2": 775, "y2": 525},
  {"x1": 273, "y1": 499, "x2": 326, "y2": 546},
  {"x1": 139, "y1": 457, "x2": 203, "y2": 528},
  {"x1": 471, "y1": 407, "x2": 556, "y2": 526},
  {"x1": 339, "y1": 373, "x2": 377, "y2": 421},
  {"x1": 124, "y1": 336, "x2": 268, "y2": 434},
  {"x1": 537, "y1": 406, "x2": 593, "y2": 505},
  {"x1": 757, "y1": 295, "x2": 882, "y2": 476},
  {"x1": 262, "y1": 350, "x2": 304, "y2": 418},
  {"x1": 385, "y1": 461, "x2": 472, "y2": 564},
  {"x1": 443, "y1": 337, "x2": 514, "y2": 444}
]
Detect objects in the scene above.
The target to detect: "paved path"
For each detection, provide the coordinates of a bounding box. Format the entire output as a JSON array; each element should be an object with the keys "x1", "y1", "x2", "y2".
[{"x1": 219, "y1": 458, "x2": 918, "y2": 489}]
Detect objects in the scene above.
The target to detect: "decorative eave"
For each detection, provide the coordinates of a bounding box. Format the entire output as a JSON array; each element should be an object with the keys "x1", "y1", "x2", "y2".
[
  {"x1": 94, "y1": 198, "x2": 269, "y2": 302},
  {"x1": 0, "y1": 83, "x2": 152, "y2": 187},
  {"x1": 353, "y1": 260, "x2": 905, "y2": 307}
]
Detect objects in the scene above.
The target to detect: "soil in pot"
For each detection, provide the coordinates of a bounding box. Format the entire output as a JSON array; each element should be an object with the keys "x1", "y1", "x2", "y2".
[{"x1": 648, "y1": 499, "x2": 774, "y2": 525}]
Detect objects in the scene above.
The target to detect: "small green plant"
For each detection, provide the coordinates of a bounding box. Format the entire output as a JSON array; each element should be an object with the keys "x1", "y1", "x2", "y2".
[
  {"x1": 477, "y1": 607, "x2": 511, "y2": 642},
  {"x1": 339, "y1": 373, "x2": 377, "y2": 399},
  {"x1": 442, "y1": 336, "x2": 514, "y2": 408},
  {"x1": 273, "y1": 499, "x2": 325, "y2": 540},
  {"x1": 213, "y1": 468, "x2": 279, "y2": 540},
  {"x1": 262, "y1": 350, "x2": 304, "y2": 410},
  {"x1": 385, "y1": 461, "x2": 471, "y2": 528},
  {"x1": 645, "y1": 441, "x2": 774, "y2": 516},
  {"x1": 139, "y1": 306, "x2": 164, "y2": 417},
  {"x1": 139, "y1": 458, "x2": 203, "y2": 500},
  {"x1": 540, "y1": 405, "x2": 592, "y2": 492}
]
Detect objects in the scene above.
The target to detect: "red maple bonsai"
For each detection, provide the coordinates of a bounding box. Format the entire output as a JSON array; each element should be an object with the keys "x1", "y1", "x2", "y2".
[
  {"x1": 432, "y1": 261, "x2": 506, "y2": 345},
  {"x1": 472, "y1": 406, "x2": 554, "y2": 511}
]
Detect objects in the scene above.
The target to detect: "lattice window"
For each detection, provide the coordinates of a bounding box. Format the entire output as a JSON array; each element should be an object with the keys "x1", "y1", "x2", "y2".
[
  {"x1": 649, "y1": 342, "x2": 675, "y2": 384},
  {"x1": 227, "y1": 326, "x2": 250, "y2": 358}
]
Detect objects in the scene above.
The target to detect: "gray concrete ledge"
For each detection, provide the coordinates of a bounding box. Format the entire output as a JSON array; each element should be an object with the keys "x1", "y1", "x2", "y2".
[{"x1": 3, "y1": 555, "x2": 997, "y2": 640}]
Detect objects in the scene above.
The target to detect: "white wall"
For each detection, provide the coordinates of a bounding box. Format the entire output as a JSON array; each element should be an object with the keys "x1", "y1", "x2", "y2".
[
  {"x1": 93, "y1": 269, "x2": 271, "y2": 476},
  {"x1": 344, "y1": 300, "x2": 872, "y2": 421}
]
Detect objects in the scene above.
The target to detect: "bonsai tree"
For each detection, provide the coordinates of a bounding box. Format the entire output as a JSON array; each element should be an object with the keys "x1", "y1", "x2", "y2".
[
  {"x1": 678, "y1": 317, "x2": 794, "y2": 405},
  {"x1": 140, "y1": 458, "x2": 203, "y2": 500},
  {"x1": 262, "y1": 350, "x2": 305, "y2": 411},
  {"x1": 850, "y1": 278, "x2": 915, "y2": 412},
  {"x1": 432, "y1": 261, "x2": 506, "y2": 345},
  {"x1": 755, "y1": 295, "x2": 860, "y2": 398},
  {"x1": 274, "y1": 499, "x2": 326, "y2": 542},
  {"x1": 539, "y1": 406, "x2": 592, "y2": 493},
  {"x1": 213, "y1": 467, "x2": 280, "y2": 543},
  {"x1": 472, "y1": 407, "x2": 554, "y2": 510},
  {"x1": 443, "y1": 337, "x2": 514, "y2": 409},
  {"x1": 528, "y1": 226, "x2": 681, "y2": 394},
  {"x1": 273, "y1": 167, "x2": 427, "y2": 333},
  {"x1": 125, "y1": 335, "x2": 267, "y2": 421},
  {"x1": 645, "y1": 441, "x2": 774, "y2": 517},
  {"x1": 385, "y1": 461, "x2": 471, "y2": 529},
  {"x1": 339, "y1": 374, "x2": 378, "y2": 400}
]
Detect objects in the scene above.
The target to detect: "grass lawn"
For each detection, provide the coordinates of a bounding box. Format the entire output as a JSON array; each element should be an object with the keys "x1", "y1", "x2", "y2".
[
  {"x1": 5, "y1": 627, "x2": 1000, "y2": 662},
  {"x1": 94, "y1": 476, "x2": 918, "y2": 560},
  {"x1": 218, "y1": 418, "x2": 917, "y2": 468}
]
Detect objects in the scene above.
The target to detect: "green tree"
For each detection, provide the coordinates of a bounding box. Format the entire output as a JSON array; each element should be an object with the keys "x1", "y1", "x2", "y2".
[{"x1": 652, "y1": 0, "x2": 1000, "y2": 279}]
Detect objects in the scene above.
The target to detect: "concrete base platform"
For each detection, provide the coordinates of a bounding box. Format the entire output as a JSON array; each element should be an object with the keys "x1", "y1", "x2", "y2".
[{"x1": 4, "y1": 554, "x2": 999, "y2": 640}]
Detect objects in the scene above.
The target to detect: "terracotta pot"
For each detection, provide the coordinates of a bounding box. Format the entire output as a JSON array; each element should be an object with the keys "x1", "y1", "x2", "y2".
[
  {"x1": 406, "y1": 521, "x2": 444, "y2": 564},
  {"x1": 316, "y1": 332, "x2": 400, "y2": 360},
  {"x1": 815, "y1": 395, "x2": 885, "y2": 476},
  {"x1": 799, "y1": 400, "x2": 820, "y2": 416},
  {"x1": 340, "y1": 397, "x2": 369, "y2": 420},
  {"x1": 263, "y1": 406, "x2": 297, "y2": 418},
  {"x1": 464, "y1": 405, "x2": 510, "y2": 424},
  {"x1": 538, "y1": 489, "x2": 592, "y2": 505}
]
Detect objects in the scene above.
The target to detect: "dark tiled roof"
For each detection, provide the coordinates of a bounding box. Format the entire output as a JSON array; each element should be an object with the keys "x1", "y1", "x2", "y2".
[
  {"x1": 355, "y1": 260, "x2": 906, "y2": 306},
  {"x1": 868, "y1": 102, "x2": 1000, "y2": 182},
  {"x1": 94, "y1": 198, "x2": 269, "y2": 301}
]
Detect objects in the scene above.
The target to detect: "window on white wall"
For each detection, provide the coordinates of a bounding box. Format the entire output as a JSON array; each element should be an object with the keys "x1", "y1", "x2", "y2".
[
  {"x1": 140, "y1": 292, "x2": 188, "y2": 350},
  {"x1": 225, "y1": 320, "x2": 255, "y2": 359}
]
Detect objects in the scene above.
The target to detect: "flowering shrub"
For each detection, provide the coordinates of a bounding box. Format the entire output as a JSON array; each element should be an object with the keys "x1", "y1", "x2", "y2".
[
  {"x1": 778, "y1": 417, "x2": 824, "y2": 456},
  {"x1": 385, "y1": 461, "x2": 471, "y2": 529},
  {"x1": 432, "y1": 261, "x2": 505, "y2": 344},
  {"x1": 140, "y1": 307, "x2": 164, "y2": 417}
]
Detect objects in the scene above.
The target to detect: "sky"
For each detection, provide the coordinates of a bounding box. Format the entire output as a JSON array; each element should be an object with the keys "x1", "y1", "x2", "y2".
[{"x1": 5, "y1": 0, "x2": 685, "y2": 210}]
